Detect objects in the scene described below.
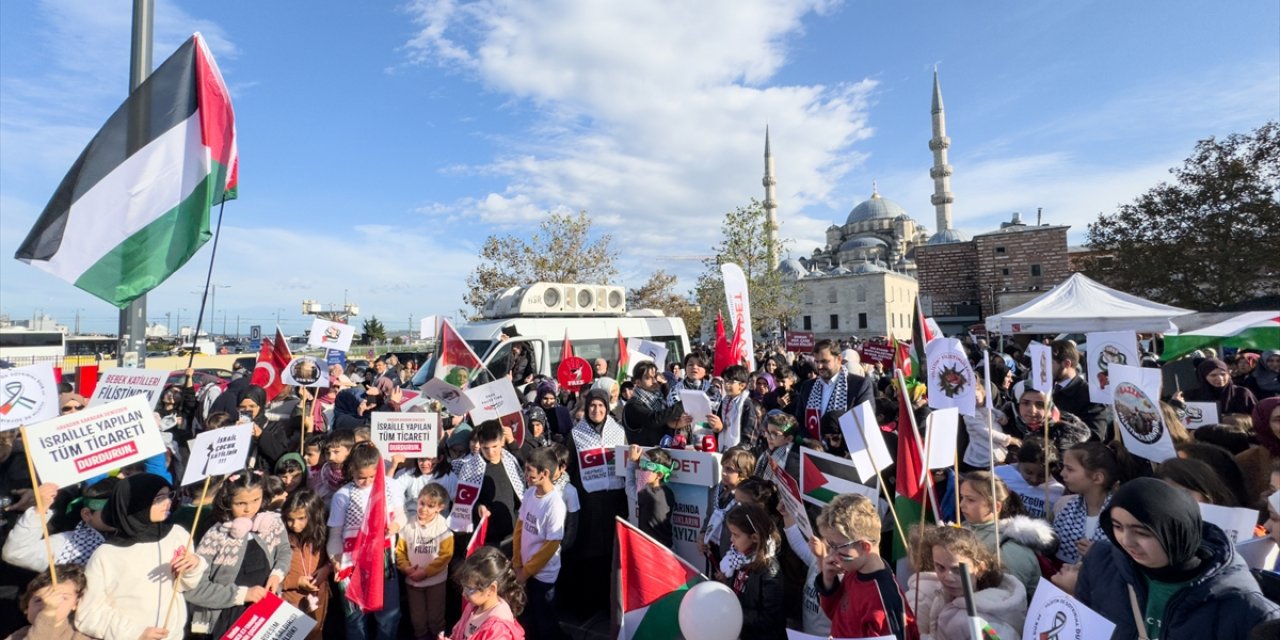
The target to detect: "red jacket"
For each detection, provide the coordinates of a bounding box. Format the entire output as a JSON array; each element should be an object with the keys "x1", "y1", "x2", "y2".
[{"x1": 818, "y1": 566, "x2": 920, "y2": 640}]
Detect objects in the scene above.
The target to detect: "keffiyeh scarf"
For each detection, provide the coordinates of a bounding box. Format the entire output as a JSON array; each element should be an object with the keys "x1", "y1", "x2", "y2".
[{"x1": 55, "y1": 522, "x2": 105, "y2": 566}]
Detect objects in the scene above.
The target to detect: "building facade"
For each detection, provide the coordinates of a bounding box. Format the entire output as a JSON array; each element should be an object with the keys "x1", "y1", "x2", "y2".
[{"x1": 791, "y1": 265, "x2": 918, "y2": 341}]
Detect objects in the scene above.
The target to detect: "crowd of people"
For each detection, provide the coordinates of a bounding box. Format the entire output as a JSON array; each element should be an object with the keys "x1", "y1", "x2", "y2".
[{"x1": 1, "y1": 339, "x2": 1279, "y2": 640}]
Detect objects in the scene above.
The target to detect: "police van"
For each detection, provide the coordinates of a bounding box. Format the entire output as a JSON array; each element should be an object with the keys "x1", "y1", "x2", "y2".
[{"x1": 429, "y1": 282, "x2": 690, "y2": 386}]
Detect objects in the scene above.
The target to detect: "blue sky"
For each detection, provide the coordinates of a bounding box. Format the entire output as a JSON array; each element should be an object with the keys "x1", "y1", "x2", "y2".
[{"x1": 1, "y1": 0, "x2": 1276, "y2": 336}]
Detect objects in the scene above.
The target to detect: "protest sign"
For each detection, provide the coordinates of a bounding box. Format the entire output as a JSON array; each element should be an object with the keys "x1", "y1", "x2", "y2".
[
  {"x1": 180, "y1": 422, "x2": 253, "y2": 486},
  {"x1": 799, "y1": 447, "x2": 876, "y2": 507},
  {"x1": 26, "y1": 394, "x2": 165, "y2": 487},
  {"x1": 626, "y1": 338, "x2": 669, "y2": 366},
  {"x1": 307, "y1": 318, "x2": 355, "y2": 352},
  {"x1": 1027, "y1": 342, "x2": 1054, "y2": 393},
  {"x1": 0, "y1": 362, "x2": 59, "y2": 432},
  {"x1": 1182, "y1": 401, "x2": 1219, "y2": 429},
  {"x1": 1022, "y1": 578, "x2": 1115, "y2": 640},
  {"x1": 1110, "y1": 363, "x2": 1176, "y2": 462},
  {"x1": 1085, "y1": 331, "x2": 1139, "y2": 404},
  {"x1": 281, "y1": 356, "x2": 328, "y2": 388},
  {"x1": 221, "y1": 591, "x2": 317, "y2": 640},
  {"x1": 1199, "y1": 503, "x2": 1259, "y2": 544},
  {"x1": 857, "y1": 338, "x2": 895, "y2": 370},
  {"x1": 926, "y1": 338, "x2": 976, "y2": 416},
  {"x1": 419, "y1": 378, "x2": 474, "y2": 415},
  {"x1": 838, "y1": 401, "x2": 892, "y2": 483},
  {"x1": 465, "y1": 378, "x2": 525, "y2": 448},
  {"x1": 88, "y1": 367, "x2": 167, "y2": 407},
  {"x1": 1237, "y1": 536, "x2": 1280, "y2": 570},
  {"x1": 787, "y1": 632, "x2": 886, "y2": 640},
  {"x1": 325, "y1": 348, "x2": 346, "y2": 369},
  {"x1": 767, "y1": 455, "x2": 814, "y2": 541},
  {"x1": 556, "y1": 356, "x2": 593, "y2": 392},
  {"x1": 371, "y1": 412, "x2": 439, "y2": 458},
  {"x1": 924, "y1": 407, "x2": 960, "y2": 470},
  {"x1": 419, "y1": 314, "x2": 441, "y2": 340},
  {"x1": 783, "y1": 331, "x2": 814, "y2": 353},
  {"x1": 678, "y1": 390, "x2": 713, "y2": 423},
  {"x1": 615, "y1": 445, "x2": 720, "y2": 568}
]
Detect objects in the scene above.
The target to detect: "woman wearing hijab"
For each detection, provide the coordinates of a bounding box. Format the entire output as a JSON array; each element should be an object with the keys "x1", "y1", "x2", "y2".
[
  {"x1": 238, "y1": 386, "x2": 300, "y2": 471},
  {"x1": 76, "y1": 474, "x2": 207, "y2": 640},
  {"x1": 1238, "y1": 397, "x2": 1280, "y2": 507},
  {"x1": 1185, "y1": 358, "x2": 1258, "y2": 417},
  {"x1": 1075, "y1": 478, "x2": 1279, "y2": 639},
  {"x1": 535, "y1": 380, "x2": 574, "y2": 439},
  {"x1": 1245, "y1": 350, "x2": 1280, "y2": 401}
]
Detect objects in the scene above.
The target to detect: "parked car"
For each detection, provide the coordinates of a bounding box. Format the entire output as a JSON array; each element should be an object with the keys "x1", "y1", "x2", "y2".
[{"x1": 166, "y1": 369, "x2": 230, "y2": 393}]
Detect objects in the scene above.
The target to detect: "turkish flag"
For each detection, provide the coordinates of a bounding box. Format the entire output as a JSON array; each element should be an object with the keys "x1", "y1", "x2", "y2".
[
  {"x1": 466, "y1": 512, "x2": 489, "y2": 558},
  {"x1": 455, "y1": 483, "x2": 479, "y2": 506},
  {"x1": 347, "y1": 450, "x2": 387, "y2": 612},
  {"x1": 804, "y1": 407, "x2": 821, "y2": 442},
  {"x1": 251, "y1": 328, "x2": 292, "y2": 400}
]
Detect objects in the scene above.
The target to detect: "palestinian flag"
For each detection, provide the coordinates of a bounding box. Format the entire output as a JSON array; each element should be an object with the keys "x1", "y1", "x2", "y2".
[
  {"x1": 615, "y1": 329, "x2": 629, "y2": 384},
  {"x1": 893, "y1": 388, "x2": 929, "y2": 561},
  {"x1": 617, "y1": 517, "x2": 705, "y2": 640},
  {"x1": 434, "y1": 319, "x2": 483, "y2": 389},
  {"x1": 799, "y1": 446, "x2": 877, "y2": 506},
  {"x1": 15, "y1": 33, "x2": 237, "y2": 309},
  {"x1": 911, "y1": 297, "x2": 936, "y2": 383},
  {"x1": 892, "y1": 336, "x2": 912, "y2": 378}
]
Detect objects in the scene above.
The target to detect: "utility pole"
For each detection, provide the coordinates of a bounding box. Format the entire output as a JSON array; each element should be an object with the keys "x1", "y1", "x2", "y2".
[
  {"x1": 119, "y1": 0, "x2": 153, "y2": 368},
  {"x1": 236, "y1": 315, "x2": 240, "y2": 339}
]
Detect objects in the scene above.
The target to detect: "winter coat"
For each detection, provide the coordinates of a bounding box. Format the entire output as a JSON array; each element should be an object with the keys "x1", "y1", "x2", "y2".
[
  {"x1": 449, "y1": 600, "x2": 525, "y2": 640},
  {"x1": 1052, "y1": 375, "x2": 1112, "y2": 441},
  {"x1": 734, "y1": 558, "x2": 787, "y2": 640},
  {"x1": 1076, "y1": 522, "x2": 1280, "y2": 639},
  {"x1": 969, "y1": 515, "x2": 1056, "y2": 601},
  {"x1": 1005, "y1": 410, "x2": 1091, "y2": 461},
  {"x1": 76, "y1": 526, "x2": 208, "y2": 640},
  {"x1": 907, "y1": 571, "x2": 1027, "y2": 640},
  {"x1": 185, "y1": 512, "x2": 292, "y2": 634}
]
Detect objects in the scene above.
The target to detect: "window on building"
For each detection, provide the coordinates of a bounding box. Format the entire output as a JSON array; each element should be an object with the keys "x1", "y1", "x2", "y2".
[
  {"x1": 856, "y1": 286, "x2": 866, "y2": 302},
  {"x1": 829, "y1": 314, "x2": 839, "y2": 330},
  {"x1": 828, "y1": 288, "x2": 838, "y2": 303},
  {"x1": 858, "y1": 313, "x2": 868, "y2": 329},
  {"x1": 1001, "y1": 267, "x2": 1010, "y2": 276},
  {"x1": 1031, "y1": 264, "x2": 1042, "y2": 277},
  {"x1": 803, "y1": 316, "x2": 811, "y2": 330},
  {"x1": 994, "y1": 246, "x2": 1006, "y2": 255},
  {"x1": 804, "y1": 290, "x2": 814, "y2": 305}
]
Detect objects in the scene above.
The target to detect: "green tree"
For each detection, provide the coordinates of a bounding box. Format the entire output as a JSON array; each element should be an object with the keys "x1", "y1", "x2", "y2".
[
  {"x1": 695, "y1": 199, "x2": 798, "y2": 338},
  {"x1": 628, "y1": 270, "x2": 702, "y2": 340},
  {"x1": 465, "y1": 210, "x2": 619, "y2": 314},
  {"x1": 361, "y1": 316, "x2": 387, "y2": 345},
  {"x1": 1081, "y1": 122, "x2": 1280, "y2": 309}
]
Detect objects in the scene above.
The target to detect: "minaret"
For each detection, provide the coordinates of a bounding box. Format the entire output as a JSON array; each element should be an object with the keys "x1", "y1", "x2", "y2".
[
  {"x1": 929, "y1": 67, "x2": 954, "y2": 233},
  {"x1": 763, "y1": 126, "x2": 780, "y2": 267}
]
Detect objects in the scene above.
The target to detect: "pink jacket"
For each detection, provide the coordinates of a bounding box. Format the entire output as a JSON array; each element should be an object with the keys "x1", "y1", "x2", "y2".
[{"x1": 449, "y1": 600, "x2": 525, "y2": 640}]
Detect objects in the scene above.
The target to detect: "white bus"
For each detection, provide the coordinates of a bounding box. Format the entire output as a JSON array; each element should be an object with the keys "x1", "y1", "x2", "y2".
[{"x1": 0, "y1": 329, "x2": 66, "y2": 363}]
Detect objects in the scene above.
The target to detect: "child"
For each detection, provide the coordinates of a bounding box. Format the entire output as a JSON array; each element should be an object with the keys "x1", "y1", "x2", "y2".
[
  {"x1": 707, "y1": 365, "x2": 761, "y2": 451},
  {"x1": 1052, "y1": 442, "x2": 1128, "y2": 565},
  {"x1": 699, "y1": 446, "x2": 755, "y2": 566},
  {"x1": 396, "y1": 483, "x2": 454, "y2": 640},
  {"x1": 328, "y1": 442, "x2": 406, "y2": 640},
  {"x1": 394, "y1": 454, "x2": 453, "y2": 522},
  {"x1": 449, "y1": 546, "x2": 526, "y2": 640},
  {"x1": 274, "y1": 452, "x2": 307, "y2": 496},
  {"x1": 626, "y1": 445, "x2": 676, "y2": 548},
  {"x1": 282, "y1": 490, "x2": 331, "y2": 640},
  {"x1": 723, "y1": 504, "x2": 786, "y2": 640},
  {"x1": 9, "y1": 564, "x2": 92, "y2": 640},
  {"x1": 303, "y1": 433, "x2": 327, "y2": 475},
  {"x1": 186, "y1": 470, "x2": 293, "y2": 638},
  {"x1": 906, "y1": 526, "x2": 1027, "y2": 640},
  {"x1": 312, "y1": 430, "x2": 356, "y2": 501},
  {"x1": 962, "y1": 375, "x2": 1015, "y2": 471},
  {"x1": 514, "y1": 447, "x2": 567, "y2": 640},
  {"x1": 780, "y1": 497, "x2": 832, "y2": 637},
  {"x1": 959, "y1": 471, "x2": 1056, "y2": 601},
  {"x1": 2, "y1": 478, "x2": 117, "y2": 571},
  {"x1": 548, "y1": 443, "x2": 580, "y2": 552},
  {"x1": 261, "y1": 475, "x2": 288, "y2": 512},
  {"x1": 994, "y1": 439, "x2": 1065, "y2": 519},
  {"x1": 815, "y1": 493, "x2": 919, "y2": 640}
]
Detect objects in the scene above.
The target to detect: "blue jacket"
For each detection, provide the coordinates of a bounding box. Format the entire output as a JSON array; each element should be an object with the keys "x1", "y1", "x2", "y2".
[{"x1": 1076, "y1": 522, "x2": 1279, "y2": 639}]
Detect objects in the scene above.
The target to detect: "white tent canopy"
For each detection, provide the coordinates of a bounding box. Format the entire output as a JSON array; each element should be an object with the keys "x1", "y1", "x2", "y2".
[{"x1": 985, "y1": 273, "x2": 1195, "y2": 334}]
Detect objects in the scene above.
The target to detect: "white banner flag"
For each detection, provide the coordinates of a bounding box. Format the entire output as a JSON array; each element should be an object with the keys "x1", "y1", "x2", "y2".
[
  {"x1": 720, "y1": 262, "x2": 755, "y2": 372},
  {"x1": 307, "y1": 319, "x2": 356, "y2": 353},
  {"x1": 837, "y1": 401, "x2": 891, "y2": 483},
  {"x1": 926, "y1": 338, "x2": 976, "y2": 416}
]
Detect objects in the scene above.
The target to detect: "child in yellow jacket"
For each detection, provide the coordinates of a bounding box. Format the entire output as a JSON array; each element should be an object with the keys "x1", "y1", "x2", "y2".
[{"x1": 395, "y1": 483, "x2": 454, "y2": 640}]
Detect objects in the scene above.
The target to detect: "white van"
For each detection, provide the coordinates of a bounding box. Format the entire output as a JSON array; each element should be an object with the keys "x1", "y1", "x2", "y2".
[{"x1": 424, "y1": 282, "x2": 690, "y2": 386}]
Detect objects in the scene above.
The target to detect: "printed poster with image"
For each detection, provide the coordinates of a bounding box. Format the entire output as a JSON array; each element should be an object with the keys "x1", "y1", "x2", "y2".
[
  {"x1": 1022, "y1": 578, "x2": 1115, "y2": 640},
  {"x1": 26, "y1": 394, "x2": 166, "y2": 487},
  {"x1": 1085, "y1": 331, "x2": 1139, "y2": 404},
  {"x1": 1110, "y1": 363, "x2": 1177, "y2": 463},
  {"x1": 307, "y1": 318, "x2": 356, "y2": 353},
  {"x1": 281, "y1": 355, "x2": 329, "y2": 388},
  {"x1": 0, "y1": 362, "x2": 59, "y2": 432},
  {"x1": 925, "y1": 338, "x2": 976, "y2": 416},
  {"x1": 419, "y1": 378, "x2": 475, "y2": 416},
  {"x1": 180, "y1": 422, "x2": 254, "y2": 486},
  {"x1": 221, "y1": 591, "x2": 317, "y2": 640},
  {"x1": 464, "y1": 378, "x2": 525, "y2": 448},
  {"x1": 1182, "y1": 401, "x2": 1219, "y2": 429},
  {"x1": 1027, "y1": 342, "x2": 1054, "y2": 394}
]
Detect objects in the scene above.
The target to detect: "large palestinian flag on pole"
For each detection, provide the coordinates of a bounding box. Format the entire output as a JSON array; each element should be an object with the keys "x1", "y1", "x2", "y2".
[
  {"x1": 14, "y1": 33, "x2": 237, "y2": 309},
  {"x1": 617, "y1": 517, "x2": 704, "y2": 640}
]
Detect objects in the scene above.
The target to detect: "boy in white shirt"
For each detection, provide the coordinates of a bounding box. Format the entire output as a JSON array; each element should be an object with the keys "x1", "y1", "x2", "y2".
[{"x1": 514, "y1": 447, "x2": 567, "y2": 640}]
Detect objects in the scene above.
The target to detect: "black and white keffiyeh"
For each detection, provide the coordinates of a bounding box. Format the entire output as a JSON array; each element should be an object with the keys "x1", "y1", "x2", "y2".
[
  {"x1": 806, "y1": 373, "x2": 849, "y2": 416},
  {"x1": 632, "y1": 386, "x2": 667, "y2": 415},
  {"x1": 453, "y1": 451, "x2": 526, "y2": 502},
  {"x1": 55, "y1": 522, "x2": 106, "y2": 566},
  {"x1": 1053, "y1": 493, "x2": 1111, "y2": 564},
  {"x1": 570, "y1": 416, "x2": 628, "y2": 492},
  {"x1": 668, "y1": 377, "x2": 723, "y2": 411}
]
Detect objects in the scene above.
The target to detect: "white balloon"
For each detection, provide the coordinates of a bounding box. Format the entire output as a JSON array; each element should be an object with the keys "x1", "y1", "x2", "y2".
[{"x1": 677, "y1": 580, "x2": 742, "y2": 640}]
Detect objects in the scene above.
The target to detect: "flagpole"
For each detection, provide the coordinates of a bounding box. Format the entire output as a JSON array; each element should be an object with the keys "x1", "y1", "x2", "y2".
[
  {"x1": 897, "y1": 370, "x2": 941, "y2": 519},
  {"x1": 18, "y1": 426, "x2": 57, "y2": 584},
  {"x1": 982, "y1": 353, "x2": 1001, "y2": 569},
  {"x1": 184, "y1": 197, "x2": 230, "y2": 371},
  {"x1": 850, "y1": 409, "x2": 909, "y2": 557},
  {"x1": 163, "y1": 474, "x2": 213, "y2": 628},
  {"x1": 119, "y1": 0, "x2": 154, "y2": 369}
]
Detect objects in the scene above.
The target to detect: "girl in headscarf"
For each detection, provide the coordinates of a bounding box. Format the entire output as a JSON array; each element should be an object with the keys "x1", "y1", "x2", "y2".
[
  {"x1": 1075, "y1": 477, "x2": 1279, "y2": 639},
  {"x1": 239, "y1": 385, "x2": 301, "y2": 471},
  {"x1": 1185, "y1": 358, "x2": 1257, "y2": 416},
  {"x1": 1246, "y1": 350, "x2": 1280, "y2": 400},
  {"x1": 76, "y1": 474, "x2": 208, "y2": 640},
  {"x1": 535, "y1": 380, "x2": 574, "y2": 438}
]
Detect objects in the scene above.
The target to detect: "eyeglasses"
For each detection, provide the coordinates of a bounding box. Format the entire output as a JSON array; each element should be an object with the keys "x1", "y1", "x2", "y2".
[
  {"x1": 462, "y1": 582, "x2": 494, "y2": 597},
  {"x1": 60, "y1": 404, "x2": 84, "y2": 413},
  {"x1": 825, "y1": 539, "x2": 866, "y2": 561},
  {"x1": 152, "y1": 491, "x2": 173, "y2": 504}
]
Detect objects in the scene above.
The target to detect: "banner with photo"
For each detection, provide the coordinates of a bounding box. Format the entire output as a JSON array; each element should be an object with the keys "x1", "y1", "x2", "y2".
[
  {"x1": 1085, "y1": 331, "x2": 1139, "y2": 404},
  {"x1": 0, "y1": 362, "x2": 59, "y2": 432},
  {"x1": 1110, "y1": 363, "x2": 1176, "y2": 462},
  {"x1": 925, "y1": 338, "x2": 976, "y2": 416}
]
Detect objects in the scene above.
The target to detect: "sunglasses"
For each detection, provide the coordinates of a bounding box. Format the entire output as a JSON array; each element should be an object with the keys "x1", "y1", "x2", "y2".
[{"x1": 61, "y1": 404, "x2": 84, "y2": 413}]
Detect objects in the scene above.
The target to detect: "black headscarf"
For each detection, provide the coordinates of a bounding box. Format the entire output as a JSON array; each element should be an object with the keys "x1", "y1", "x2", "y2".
[
  {"x1": 1101, "y1": 477, "x2": 1205, "y2": 583},
  {"x1": 102, "y1": 473, "x2": 173, "y2": 545},
  {"x1": 238, "y1": 385, "x2": 269, "y2": 427},
  {"x1": 584, "y1": 388, "x2": 611, "y2": 429}
]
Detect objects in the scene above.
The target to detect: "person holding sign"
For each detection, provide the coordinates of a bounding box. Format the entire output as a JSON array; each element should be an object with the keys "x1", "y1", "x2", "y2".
[
  {"x1": 1076, "y1": 478, "x2": 1279, "y2": 639},
  {"x1": 2, "y1": 477, "x2": 118, "y2": 572},
  {"x1": 238, "y1": 386, "x2": 302, "y2": 472},
  {"x1": 76, "y1": 474, "x2": 207, "y2": 640}
]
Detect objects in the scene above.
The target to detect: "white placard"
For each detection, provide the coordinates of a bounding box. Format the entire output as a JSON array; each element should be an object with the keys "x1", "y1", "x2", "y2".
[
  {"x1": 221, "y1": 591, "x2": 317, "y2": 640},
  {"x1": 838, "y1": 401, "x2": 892, "y2": 483},
  {"x1": 26, "y1": 395, "x2": 166, "y2": 487},
  {"x1": 419, "y1": 378, "x2": 475, "y2": 415},
  {"x1": 678, "y1": 390, "x2": 713, "y2": 422},
  {"x1": 925, "y1": 407, "x2": 960, "y2": 470},
  {"x1": 926, "y1": 338, "x2": 977, "y2": 416},
  {"x1": 1199, "y1": 503, "x2": 1259, "y2": 544},
  {"x1": 613, "y1": 445, "x2": 720, "y2": 486},
  {"x1": 1021, "y1": 578, "x2": 1116, "y2": 640},
  {"x1": 0, "y1": 362, "x2": 60, "y2": 432},
  {"x1": 1085, "y1": 331, "x2": 1139, "y2": 404},
  {"x1": 1237, "y1": 536, "x2": 1279, "y2": 570},
  {"x1": 1110, "y1": 363, "x2": 1176, "y2": 463},
  {"x1": 419, "y1": 315, "x2": 441, "y2": 340},
  {"x1": 465, "y1": 378, "x2": 525, "y2": 447},
  {"x1": 624, "y1": 350, "x2": 653, "y2": 376},
  {"x1": 371, "y1": 412, "x2": 439, "y2": 459},
  {"x1": 180, "y1": 422, "x2": 254, "y2": 486},
  {"x1": 89, "y1": 367, "x2": 168, "y2": 407},
  {"x1": 307, "y1": 319, "x2": 355, "y2": 353},
  {"x1": 1183, "y1": 401, "x2": 1219, "y2": 429},
  {"x1": 281, "y1": 356, "x2": 329, "y2": 388},
  {"x1": 626, "y1": 338, "x2": 669, "y2": 366},
  {"x1": 1027, "y1": 342, "x2": 1054, "y2": 394}
]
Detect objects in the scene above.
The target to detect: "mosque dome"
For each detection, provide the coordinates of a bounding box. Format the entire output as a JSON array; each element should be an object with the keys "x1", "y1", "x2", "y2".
[
  {"x1": 838, "y1": 236, "x2": 888, "y2": 252},
  {"x1": 846, "y1": 191, "x2": 910, "y2": 226},
  {"x1": 828, "y1": 264, "x2": 852, "y2": 275},
  {"x1": 850, "y1": 261, "x2": 887, "y2": 274},
  {"x1": 778, "y1": 258, "x2": 808, "y2": 279},
  {"x1": 927, "y1": 228, "x2": 970, "y2": 245}
]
